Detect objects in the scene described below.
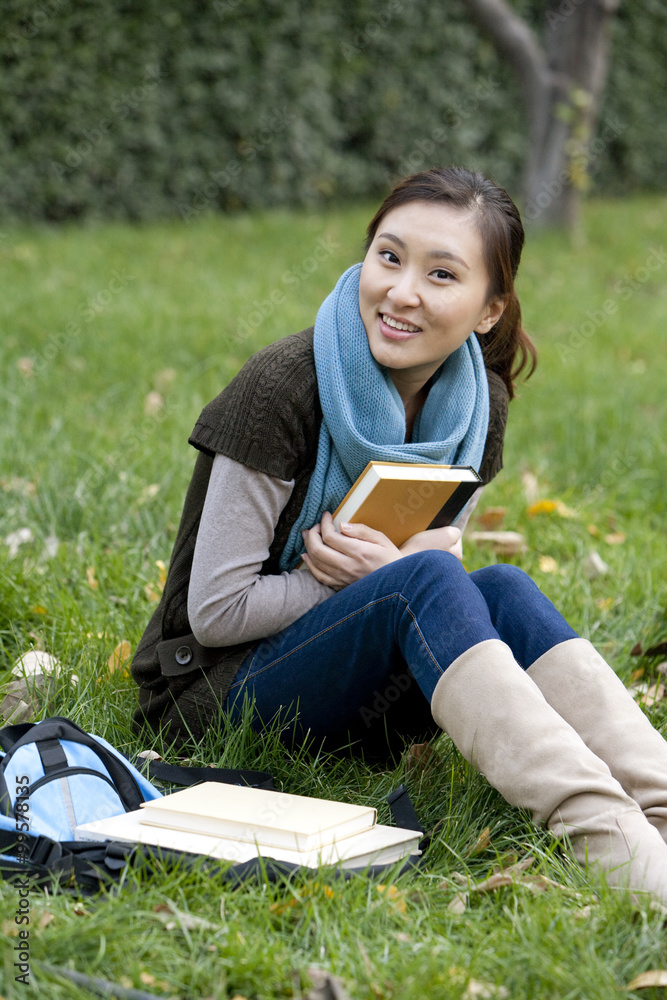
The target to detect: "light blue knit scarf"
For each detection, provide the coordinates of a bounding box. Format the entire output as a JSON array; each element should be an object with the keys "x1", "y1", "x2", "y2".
[{"x1": 279, "y1": 263, "x2": 490, "y2": 571}]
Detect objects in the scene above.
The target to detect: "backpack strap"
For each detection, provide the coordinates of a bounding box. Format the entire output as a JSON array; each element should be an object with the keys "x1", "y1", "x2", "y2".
[
  {"x1": 386, "y1": 784, "x2": 424, "y2": 834},
  {"x1": 0, "y1": 722, "x2": 34, "y2": 753},
  {"x1": 140, "y1": 758, "x2": 275, "y2": 790}
]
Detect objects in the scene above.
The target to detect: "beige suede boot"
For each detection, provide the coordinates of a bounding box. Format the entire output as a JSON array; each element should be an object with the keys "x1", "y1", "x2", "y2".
[
  {"x1": 527, "y1": 637, "x2": 667, "y2": 840},
  {"x1": 431, "y1": 639, "x2": 667, "y2": 902}
]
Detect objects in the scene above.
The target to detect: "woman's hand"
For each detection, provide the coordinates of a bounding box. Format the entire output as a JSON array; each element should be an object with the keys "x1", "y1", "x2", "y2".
[
  {"x1": 399, "y1": 525, "x2": 463, "y2": 562},
  {"x1": 301, "y1": 512, "x2": 401, "y2": 589}
]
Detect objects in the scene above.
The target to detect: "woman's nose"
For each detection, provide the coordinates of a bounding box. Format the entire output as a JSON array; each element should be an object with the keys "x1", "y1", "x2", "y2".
[{"x1": 387, "y1": 271, "x2": 420, "y2": 308}]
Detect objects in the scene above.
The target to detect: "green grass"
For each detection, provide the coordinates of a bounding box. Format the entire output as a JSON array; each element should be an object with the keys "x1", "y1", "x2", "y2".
[{"x1": 1, "y1": 194, "x2": 667, "y2": 999}]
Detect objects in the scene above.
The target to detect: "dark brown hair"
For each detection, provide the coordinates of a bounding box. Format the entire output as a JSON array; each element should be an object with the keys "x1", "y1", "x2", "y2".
[{"x1": 364, "y1": 167, "x2": 536, "y2": 399}]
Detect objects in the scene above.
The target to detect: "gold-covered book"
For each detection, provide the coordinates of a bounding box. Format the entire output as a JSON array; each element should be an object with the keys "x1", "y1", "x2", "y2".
[{"x1": 332, "y1": 461, "x2": 481, "y2": 547}]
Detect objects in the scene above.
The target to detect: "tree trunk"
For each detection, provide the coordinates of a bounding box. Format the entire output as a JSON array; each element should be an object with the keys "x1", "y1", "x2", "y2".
[{"x1": 464, "y1": 0, "x2": 620, "y2": 229}]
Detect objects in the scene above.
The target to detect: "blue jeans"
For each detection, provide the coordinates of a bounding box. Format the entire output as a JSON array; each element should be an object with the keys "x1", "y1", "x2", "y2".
[{"x1": 226, "y1": 552, "x2": 577, "y2": 755}]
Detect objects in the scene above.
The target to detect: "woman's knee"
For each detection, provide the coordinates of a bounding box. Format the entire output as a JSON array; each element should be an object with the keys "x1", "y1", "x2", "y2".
[{"x1": 471, "y1": 563, "x2": 539, "y2": 605}]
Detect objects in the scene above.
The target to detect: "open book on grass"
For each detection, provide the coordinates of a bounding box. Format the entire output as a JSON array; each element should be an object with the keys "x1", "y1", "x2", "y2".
[{"x1": 331, "y1": 461, "x2": 481, "y2": 548}]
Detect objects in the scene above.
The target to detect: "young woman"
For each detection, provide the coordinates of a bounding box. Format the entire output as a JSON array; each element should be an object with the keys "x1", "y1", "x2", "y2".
[{"x1": 132, "y1": 167, "x2": 667, "y2": 901}]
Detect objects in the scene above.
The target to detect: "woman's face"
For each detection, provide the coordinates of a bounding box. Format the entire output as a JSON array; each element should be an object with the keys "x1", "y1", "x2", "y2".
[{"x1": 358, "y1": 200, "x2": 504, "y2": 395}]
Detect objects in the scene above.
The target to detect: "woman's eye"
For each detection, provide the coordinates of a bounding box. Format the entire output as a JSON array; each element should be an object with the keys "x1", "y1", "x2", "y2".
[
  {"x1": 379, "y1": 249, "x2": 400, "y2": 264},
  {"x1": 432, "y1": 267, "x2": 455, "y2": 280}
]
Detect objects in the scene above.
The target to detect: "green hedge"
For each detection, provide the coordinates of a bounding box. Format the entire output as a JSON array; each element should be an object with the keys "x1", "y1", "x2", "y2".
[{"x1": 0, "y1": 0, "x2": 664, "y2": 222}]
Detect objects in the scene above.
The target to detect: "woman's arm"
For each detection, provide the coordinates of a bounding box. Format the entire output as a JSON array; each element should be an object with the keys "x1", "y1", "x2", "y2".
[{"x1": 188, "y1": 454, "x2": 334, "y2": 647}]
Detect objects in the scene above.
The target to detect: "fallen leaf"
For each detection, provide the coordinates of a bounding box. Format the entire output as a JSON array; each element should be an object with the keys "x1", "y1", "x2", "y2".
[
  {"x1": 154, "y1": 367, "x2": 177, "y2": 393},
  {"x1": 466, "y1": 827, "x2": 492, "y2": 857},
  {"x1": 17, "y1": 356, "x2": 35, "y2": 377},
  {"x1": 638, "y1": 682, "x2": 666, "y2": 708},
  {"x1": 108, "y1": 640, "x2": 131, "y2": 672},
  {"x1": 595, "y1": 597, "x2": 615, "y2": 611},
  {"x1": 405, "y1": 741, "x2": 436, "y2": 775},
  {"x1": 13, "y1": 650, "x2": 60, "y2": 678},
  {"x1": 527, "y1": 498, "x2": 575, "y2": 519},
  {"x1": 631, "y1": 667, "x2": 645, "y2": 681},
  {"x1": 376, "y1": 884, "x2": 407, "y2": 914},
  {"x1": 37, "y1": 910, "x2": 55, "y2": 929},
  {"x1": 144, "y1": 390, "x2": 164, "y2": 417},
  {"x1": 5, "y1": 527, "x2": 34, "y2": 558},
  {"x1": 31, "y1": 604, "x2": 48, "y2": 615},
  {"x1": 448, "y1": 967, "x2": 509, "y2": 1000},
  {"x1": 539, "y1": 555, "x2": 559, "y2": 574},
  {"x1": 139, "y1": 483, "x2": 160, "y2": 503},
  {"x1": 521, "y1": 470, "x2": 539, "y2": 501},
  {"x1": 72, "y1": 902, "x2": 90, "y2": 916},
  {"x1": 604, "y1": 532, "x2": 626, "y2": 545},
  {"x1": 625, "y1": 970, "x2": 667, "y2": 990},
  {"x1": 447, "y1": 891, "x2": 469, "y2": 914},
  {"x1": 136, "y1": 749, "x2": 162, "y2": 761},
  {"x1": 305, "y1": 967, "x2": 353, "y2": 1000},
  {"x1": 477, "y1": 507, "x2": 507, "y2": 529},
  {"x1": 631, "y1": 642, "x2": 643, "y2": 657},
  {"x1": 469, "y1": 531, "x2": 526, "y2": 556},
  {"x1": 583, "y1": 551, "x2": 609, "y2": 580},
  {"x1": 86, "y1": 566, "x2": 98, "y2": 590},
  {"x1": 587, "y1": 524, "x2": 600, "y2": 537},
  {"x1": 153, "y1": 900, "x2": 218, "y2": 932},
  {"x1": 44, "y1": 534, "x2": 60, "y2": 558}
]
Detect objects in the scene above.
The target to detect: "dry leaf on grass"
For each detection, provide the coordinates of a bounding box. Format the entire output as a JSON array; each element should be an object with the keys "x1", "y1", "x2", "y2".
[
  {"x1": 477, "y1": 507, "x2": 507, "y2": 529},
  {"x1": 446, "y1": 857, "x2": 572, "y2": 912},
  {"x1": 305, "y1": 968, "x2": 353, "y2": 1000},
  {"x1": 527, "y1": 498, "x2": 575, "y2": 518},
  {"x1": 469, "y1": 531, "x2": 526, "y2": 556},
  {"x1": 153, "y1": 901, "x2": 218, "y2": 932},
  {"x1": 539, "y1": 555, "x2": 559, "y2": 574},
  {"x1": 604, "y1": 532, "x2": 626, "y2": 545},
  {"x1": 86, "y1": 566, "x2": 98, "y2": 590},
  {"x1": 108, "y1": 640, "x2": 131, "y2": 672},
  {"x1": 637, "y1": 682, "x2": 666, "y2": 708},
  {"x1": 37, "y1": 910, "x2": 55, "y2": 929},
  {"x1": 466, "y1": 826, "x2": 492, "y2": 857},
  {"x1": 144, "y1": 390, "x2": 164, "y2": 416},
  {"x1": 521, "y1": 470, "x2": 539, "y2": 501},
  {"x1": 583, "y1": 551, "x2": 609, "y2": 580},
  {"x1": 448, "y1": 967, "x2": 509, "y2": 999},
  {"x1": 17, "y1": 356, "x2": 35, "y2": 377},
  {"x1": 625, "y1": 970, "x2": 667, "y2": 990},
  {"x1": 5, "y1": 528, "x2": 34, "y2": 558}
]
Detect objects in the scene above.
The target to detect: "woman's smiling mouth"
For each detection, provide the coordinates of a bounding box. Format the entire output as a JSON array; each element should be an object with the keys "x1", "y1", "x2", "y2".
[{"x1": 380, "y1": 313, "x2": 422, "y2": 340}]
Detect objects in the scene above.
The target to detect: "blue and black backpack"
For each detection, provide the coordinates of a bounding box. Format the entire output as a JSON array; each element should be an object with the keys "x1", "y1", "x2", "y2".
[{"x1": 0, "y1": 716, "x2": 277, "y2": 891}]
